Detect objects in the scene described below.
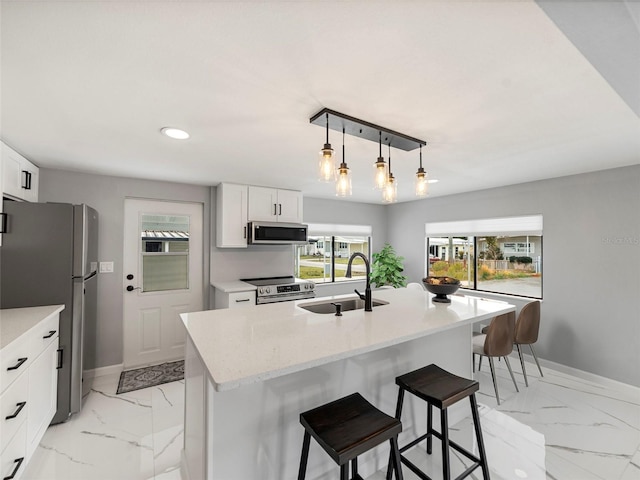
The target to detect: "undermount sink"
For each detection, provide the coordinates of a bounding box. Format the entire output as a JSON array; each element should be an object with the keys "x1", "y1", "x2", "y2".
[{"x1": 298, "y1": 297, "x2": 389, "y2": 314}]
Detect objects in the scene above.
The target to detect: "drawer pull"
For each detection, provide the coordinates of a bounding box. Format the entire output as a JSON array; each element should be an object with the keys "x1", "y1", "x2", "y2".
[
  {"x1": 235, "y1": 298, "x2": 251, "y2": 303},
  {"x1": 5, "y1": 401, "x2": 26, "y2": 420},
  {"x1": 6, "y1": 358, "x2": 27, "y2": 371},
  {"x1": 3, "y1": 457, "x2": 24, "y2": 480},
  {"x1": 43, "y1": 330, "x2": 57, "y2": 339}
]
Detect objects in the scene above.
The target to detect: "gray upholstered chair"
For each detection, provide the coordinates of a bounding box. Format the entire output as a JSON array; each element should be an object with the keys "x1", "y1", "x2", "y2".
[
  {"x1": 472, "y1": 311, "x2": 519, "y2": 405},
  {"x1": 514, "y1": 300, "x2": 543, "y2": 387},
  {"x1": 406, "y1": 282, "x2": 425, "y2": 291}
]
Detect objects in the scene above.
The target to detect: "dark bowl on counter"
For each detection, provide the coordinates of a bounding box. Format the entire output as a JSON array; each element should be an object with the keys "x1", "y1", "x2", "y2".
[{"x1": 422, "y1": 276, "x2": 461, "y2": 303}]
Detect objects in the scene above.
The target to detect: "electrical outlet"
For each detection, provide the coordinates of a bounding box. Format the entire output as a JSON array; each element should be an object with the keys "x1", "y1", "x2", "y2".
[{"x1": 99, "y1": 262, "x2": 114, "y2": 273}]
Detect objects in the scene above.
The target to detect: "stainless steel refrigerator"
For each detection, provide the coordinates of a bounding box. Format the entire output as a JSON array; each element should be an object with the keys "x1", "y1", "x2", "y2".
[{"x1": 0, "y1": 202, "x2": 98, "y2": 424}]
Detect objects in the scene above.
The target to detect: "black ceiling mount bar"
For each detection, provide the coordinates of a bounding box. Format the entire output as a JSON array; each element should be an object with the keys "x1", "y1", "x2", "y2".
[{"x1": 309, "y1": 108, "x2": 426, "y2": 152}]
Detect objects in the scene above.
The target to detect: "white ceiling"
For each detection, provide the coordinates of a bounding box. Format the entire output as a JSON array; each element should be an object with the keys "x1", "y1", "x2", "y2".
[{"x1": 1, "y1": 0, "x2": 638, "y2": 204}]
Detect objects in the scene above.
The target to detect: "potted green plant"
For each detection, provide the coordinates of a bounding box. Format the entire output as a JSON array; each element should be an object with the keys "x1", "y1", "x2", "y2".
[{"x1": 370, "y1": 243, "x2": 407, "y2": 288}]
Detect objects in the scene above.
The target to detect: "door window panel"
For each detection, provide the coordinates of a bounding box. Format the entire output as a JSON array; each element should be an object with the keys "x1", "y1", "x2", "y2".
[{"x1": 140, "y1": 214, "x2": 190, "y2": 292}]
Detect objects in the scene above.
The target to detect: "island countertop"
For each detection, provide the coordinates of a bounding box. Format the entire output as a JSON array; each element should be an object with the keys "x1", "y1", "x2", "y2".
[{"x1": 181, "y1": 288, "x2": 514, "y2": 392}]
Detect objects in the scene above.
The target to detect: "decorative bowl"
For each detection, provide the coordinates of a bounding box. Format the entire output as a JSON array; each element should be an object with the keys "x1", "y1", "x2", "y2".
[{"x1": 422, "y1": 276, "x2": 460, "y2": 303}]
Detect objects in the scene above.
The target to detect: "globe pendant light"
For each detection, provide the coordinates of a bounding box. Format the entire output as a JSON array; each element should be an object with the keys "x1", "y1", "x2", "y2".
[
  {"x1": 318, "y1": 112, "x2": 336, "y2": 182},
  {"x1": 382, "y1": 143, "x2": 398, "y2": 203},
  {"x1": 373, "y1": 131, "x2": 387, "y2": 190},
  {"x1": 336, "y1": 128, "x2": 352, "y2": 197},
  {"x1": 415, "y1": 144, "x2": 428, "y2": 197}
]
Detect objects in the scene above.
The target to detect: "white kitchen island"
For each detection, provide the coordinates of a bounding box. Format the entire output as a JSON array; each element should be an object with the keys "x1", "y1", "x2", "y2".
[{"x1": 180, "y1": 288, "x2": 514, "y2": 480}]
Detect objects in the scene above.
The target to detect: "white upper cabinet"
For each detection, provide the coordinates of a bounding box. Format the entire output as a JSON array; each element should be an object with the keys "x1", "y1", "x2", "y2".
[
  {"x1": 1, "y1": 141, "x2": 39, "y2": 203},
  {"x1": 216, "y1": 183, "x2": 248, "y2": 248},
  {"x1": 247, "y1": 186, "x2": 303, "y2": 224}
]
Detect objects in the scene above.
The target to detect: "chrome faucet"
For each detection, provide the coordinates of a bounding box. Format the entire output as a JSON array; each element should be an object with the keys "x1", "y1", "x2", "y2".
[{"x1": 345, "y1": 252, "x2": 372, "y2": 312}]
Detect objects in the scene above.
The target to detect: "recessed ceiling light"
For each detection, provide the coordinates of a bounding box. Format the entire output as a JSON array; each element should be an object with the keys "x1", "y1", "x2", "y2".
[
  {"x1": 160, "y1": 127, "x2": 190, "y2": 140},
  {"x1": 428, "y1": 179, "x2": 439, "y2": 184}
]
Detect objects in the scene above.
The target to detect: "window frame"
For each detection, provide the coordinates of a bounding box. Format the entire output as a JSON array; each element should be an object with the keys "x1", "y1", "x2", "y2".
[
  {"x1": 425, "y1": 215, "x2": 543, "y2": 300},
  {"x1": 295, "y1": 224, "x2": 372, "y2": 284}
]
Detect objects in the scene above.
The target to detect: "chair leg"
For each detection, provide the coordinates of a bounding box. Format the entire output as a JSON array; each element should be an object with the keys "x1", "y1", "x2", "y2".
[
  {"x1": 340, "y1": 463, "x2": 348, "y2": 480},
  {"x1": 389, "y1": 437, "x2": 404, "y2": 480},
  {"x1": 441, "y1": 408, "x2": 451, "y2": 480},
  {"x1": 503, "y1": 355, "x2": 519, "y2": 393},
  {"x1": 469, "y1": 394, "x2": 490, "y2": 480},
  {"x1": 530, "y1": 344, "x2": 544, "y2": 377},
  {"x1": 386, "y1": 388, "x2": 405, "y2": 480},
  {"x1": 351, "y1": 457, "x2": 358, "y2": 478},
  {"x1": 426, "y1": 402, "x2": 433, "y2": 454},
  {"x1": 488, "y1": 357, "x2": 500, "y2": 405},
  {"x1": 473, "y1": 353, "x2": 476, "y2": 373},
  {"x1": 478, "y1": 354, "x2": 483, "y2": 372},
  {"x1": 516, "y1": 344, "x2": 528, "y2": 387},
  {"x1": 298, "y1": 431, "x2": 311, "y2": 480}
]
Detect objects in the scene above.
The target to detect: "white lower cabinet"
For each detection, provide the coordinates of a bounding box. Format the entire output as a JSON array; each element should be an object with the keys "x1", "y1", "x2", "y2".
[
  {"x1": 214, "y1": 290, "x2": 256, "y2": 309},
  {"x1": 0, "y1": 308, "x2": 60, "y2": 480}
]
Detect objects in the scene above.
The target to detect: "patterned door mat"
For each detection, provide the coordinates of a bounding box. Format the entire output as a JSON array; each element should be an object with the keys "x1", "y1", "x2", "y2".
[{"x1": 117, "y1": 360, "x2": 184, "y2": 394}]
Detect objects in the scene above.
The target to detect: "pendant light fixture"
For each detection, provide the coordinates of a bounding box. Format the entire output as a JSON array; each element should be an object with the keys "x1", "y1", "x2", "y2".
[
  {"x1": 415, "y1": 144, "x2": 428, "y2": 197},
  {"x1": 318, "y1": 113, "x2": 336, "y2": 182},
  {"x1": 373, "y1": 131, "x2": 387, "y2": 190},
  {"x1": 336, "y1": 128, "x2": 352, "y2": 197},
  {"x1": 382, "y1": 143, "x2": 398, "y2": 203}
]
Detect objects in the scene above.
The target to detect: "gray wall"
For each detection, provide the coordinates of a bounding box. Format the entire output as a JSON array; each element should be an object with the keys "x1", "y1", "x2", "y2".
[
  {"x1": 39, "y1": 169, "x2": 211, "y2": 370},
  {"x1": 387, "y1": 164, "x2": 640, "y2": 386}
]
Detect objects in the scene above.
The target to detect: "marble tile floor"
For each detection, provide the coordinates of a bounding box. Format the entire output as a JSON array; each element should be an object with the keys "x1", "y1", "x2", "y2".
[{"x1": 21, "y1": 356, "x2": 640, "y2": 480}]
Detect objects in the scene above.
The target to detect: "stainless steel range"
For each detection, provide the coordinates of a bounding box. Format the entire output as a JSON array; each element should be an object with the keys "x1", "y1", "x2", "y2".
[{"x1": 241, "y1": 276, "x2": 315, "y2": 304}]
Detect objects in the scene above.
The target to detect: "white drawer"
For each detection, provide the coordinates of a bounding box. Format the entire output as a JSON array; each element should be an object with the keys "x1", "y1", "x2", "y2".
[
  {"x1": 1, "y1": 314, "x2": 59, "y2": 394},
  {"x1": 0, "y1": 420, "x2": 26, "y2": 480},
  {"x1": 0, "y1": 371, "x2": 28, "y2": 453},
  {"x1": 228, "y1": 292, "x2": 256, "y2": 308},
  {"x1": 0, "y1": 342, "x2": 32, "y2": 396}
]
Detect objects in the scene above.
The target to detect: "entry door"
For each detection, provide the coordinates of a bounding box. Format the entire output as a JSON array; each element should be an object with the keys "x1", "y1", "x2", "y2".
[{"x1": 123, "y1": 199, "x2": 203, "y2": 369}]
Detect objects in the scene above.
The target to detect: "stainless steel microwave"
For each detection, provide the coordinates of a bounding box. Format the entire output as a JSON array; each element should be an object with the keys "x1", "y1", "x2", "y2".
[{"x1": 248, "y1": 222, "x2": 308, "y2": 245}]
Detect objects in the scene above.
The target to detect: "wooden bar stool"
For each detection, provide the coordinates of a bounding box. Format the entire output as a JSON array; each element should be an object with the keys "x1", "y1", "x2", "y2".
[
  {"x1": 386, "y1": 364, "x2": 489, "y2": 480},
  {"x1": 298, "y1": 392, "x2": 404, "y2": 480}
]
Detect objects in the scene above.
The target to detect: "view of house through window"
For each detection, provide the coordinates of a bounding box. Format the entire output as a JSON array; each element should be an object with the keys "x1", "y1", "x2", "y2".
[
  {"x1": 141, "y1": 214, "x2": 190, "y2": 292},
  {"x1": 294, "y1": 225, "x2": 371, "y2": 283},
  {"x1": 425, "y1": 216, "x2": 542, "y2": 299}
]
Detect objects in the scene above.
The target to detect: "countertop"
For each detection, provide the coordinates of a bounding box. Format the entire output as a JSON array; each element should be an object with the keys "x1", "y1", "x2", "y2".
[
  {"x1": 0, "y1": 304, "x2": 65, "y2": 349},
  {"x1": 210, "y1": 280, "x2": 256, "y2": 293},
  {"x1": 181, "y1": 288, "x2": 515, "y2": 392}
]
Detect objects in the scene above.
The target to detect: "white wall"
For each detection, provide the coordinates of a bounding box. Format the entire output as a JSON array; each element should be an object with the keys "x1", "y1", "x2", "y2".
[
  {"x1": 39, "y1": 169, "x2": 211, "y2": 370},
  {"x1": 387, "y1": 165, "x2": 640, "y2": 387}
]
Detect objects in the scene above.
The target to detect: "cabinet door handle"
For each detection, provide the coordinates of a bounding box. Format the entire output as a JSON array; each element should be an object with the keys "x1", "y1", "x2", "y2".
[
  {"x1": 43, "y1": 330, "x2": 57, "y2": 339},
  {"x1": 21, "y1": 171, "x2": 32, "y2": 190},
  {"x1": 5, "y1": 401, "x2": 26, "y2": 420},
  {"x1": 3, "y1": 457, "x2": 24, "y2": 480},
  {"x1": 235, "y1": 298, "x2": 251, "y2": 303},
  {"x1": 6, "y1": 357, "x2": 27, "y2": 371},
  {"x1": 57, "y1": 348, "x2": 63, "y2": 369},
  {"x1": 273, "y1": 203, "x2": 277, "y2": 216},
  {"x1": 279, "y1": 203, "x2": 282, "y2": 215},
  {"x1": 244, "y1": 226, "x2": 247, "y2": 239}
]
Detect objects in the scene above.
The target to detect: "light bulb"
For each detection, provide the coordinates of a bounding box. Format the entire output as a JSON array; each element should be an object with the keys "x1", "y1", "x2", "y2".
[
  {"x1": 382, "y1": 175, "x2": 398, "y2": 203},
  {"x1": 318, "y1": 144, "x2": 336, "y2": 182},
  {"x1": 415, "y1": 169, "x2": 428, "y2": 197},
  {"x1": 336, "y1": 163, "x2": 352, "y2": 197},
  {"x1": 373, "y1": 158, "x2": 386, "y2": 189}
]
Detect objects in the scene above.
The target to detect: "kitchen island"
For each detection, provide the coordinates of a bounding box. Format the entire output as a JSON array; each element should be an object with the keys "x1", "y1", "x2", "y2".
[{"x1": 180, "y1": 288, "x2": 514, "y2": 480}]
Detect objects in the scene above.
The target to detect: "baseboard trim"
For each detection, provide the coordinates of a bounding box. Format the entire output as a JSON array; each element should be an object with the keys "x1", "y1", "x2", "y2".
[
  {"x1": 83, "y1": 363, "x2": 124, "y2": 379},
  {"x1": 518, "y1": 352, "x2": 640, "y2": 395}
]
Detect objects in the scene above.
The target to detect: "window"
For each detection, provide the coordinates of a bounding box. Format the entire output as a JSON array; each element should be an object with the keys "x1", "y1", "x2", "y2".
[
  {"x1": 425, "y1": 216, "x2": 542, "y2": 299},
  {"x1": 295, "y1": 224, "x2": 372, "y2": 284}
]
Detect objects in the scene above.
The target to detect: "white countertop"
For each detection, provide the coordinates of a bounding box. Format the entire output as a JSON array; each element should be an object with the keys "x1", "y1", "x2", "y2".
[
  {"x1": 210, "y1": 280, "x2": 256, "y2": 293},
  {"x1": 0, "y1": 305, "x2": 65, "y2": 349},
  {"x1": 182, "y1": 288, "x2": 515, "y2": 392}
]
